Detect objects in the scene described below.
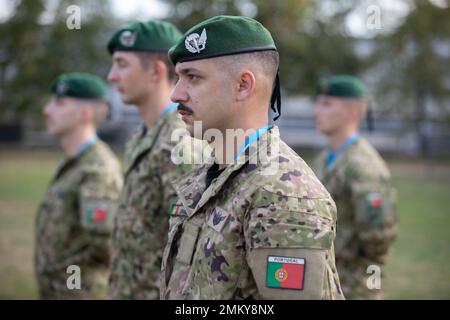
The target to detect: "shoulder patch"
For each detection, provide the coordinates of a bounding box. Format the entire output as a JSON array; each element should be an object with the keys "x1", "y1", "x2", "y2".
[
  {"x1": 83, "y1": 204, "x2": 108, "y2": 227},
  {"x1": 266, "y1": 256, "x2": 305, "y2": 290},
  {"x1": 367, "y1": 192, "x2": 383, "y2": 208}
]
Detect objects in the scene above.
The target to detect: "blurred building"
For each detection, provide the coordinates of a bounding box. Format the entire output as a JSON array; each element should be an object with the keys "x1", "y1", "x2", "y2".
[
  {"x1": 9, "y1": 90, "x2": 450, "y2": 157},
  {"x1": 276, "y1": 95, "x2": 450, "y2": 156}
]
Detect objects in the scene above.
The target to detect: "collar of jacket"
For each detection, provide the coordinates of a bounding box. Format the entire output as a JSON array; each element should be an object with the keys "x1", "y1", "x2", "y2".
[
  {"x1": 123, "y1": 113, "x2": 172, "y2": 176},
  {"x1": 52, "y1": 140, "x2": 98, "y2": 182},
  {"x1": 319, "y1": 136, "x2": 364, "y2": 182}
]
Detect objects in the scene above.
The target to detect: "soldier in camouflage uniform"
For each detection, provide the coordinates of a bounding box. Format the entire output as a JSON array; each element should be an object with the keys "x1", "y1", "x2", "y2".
[
  {"x1": 106, "y1": 21, "x2": 194, "y2": 299},
  {"x1": 35, "y1": 73, "x2": 123, "y2": 299},
  {"x1": 161, "y1": 16, "x2": 344, "y2": 300},
  {"x1": 313, "y1": 75, "x2": 398, "y2": 299}
]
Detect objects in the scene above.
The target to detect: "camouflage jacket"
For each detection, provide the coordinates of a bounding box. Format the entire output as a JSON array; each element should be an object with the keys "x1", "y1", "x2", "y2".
[
  {"x1": 161, "y1": 126, "x2": 344, "y2": 300},
  {"x1": 314, "y1": 137, "x2": 398, "y2": 299},
  {"x1": 35, "y1": 140, "x2": 123, "y2": 299},
  {"x1": 108, "y1": 111, "x2": 193, "y2": 299}
]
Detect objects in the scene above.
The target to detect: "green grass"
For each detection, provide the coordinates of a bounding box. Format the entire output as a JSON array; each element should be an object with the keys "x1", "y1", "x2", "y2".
[
  {"x1": 0, "y1": 149, "x2": 62, "y2": 299},
  {"x1": 0, "y1": 149, "x2": 449, "y2": 299},
  {"x1": 384, "y1": 175, "x2": 450, "y2": 299}
]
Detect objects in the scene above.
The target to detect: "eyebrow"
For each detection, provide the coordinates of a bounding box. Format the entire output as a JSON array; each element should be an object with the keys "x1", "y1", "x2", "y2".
[
  {"x1": 176, "y1": 67, "x2": 200, "y2": 75},
  {"x1": 113, "y1": 56, "x2": 126, "y2": 63}
]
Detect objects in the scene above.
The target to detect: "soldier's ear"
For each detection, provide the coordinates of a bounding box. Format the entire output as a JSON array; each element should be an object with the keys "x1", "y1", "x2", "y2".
[
  {"x1": 236, "y1": 69, "x2": 256, "y2": 102},
  {"x1": 151, "y1": 60, "x2": 167, "y2": 82},
  {"x1": 79, "y1": 105, "x2": 95, "y2": 123},
  {"x1": 348, "y1": 106, "x2": 363, "y2": 123}
]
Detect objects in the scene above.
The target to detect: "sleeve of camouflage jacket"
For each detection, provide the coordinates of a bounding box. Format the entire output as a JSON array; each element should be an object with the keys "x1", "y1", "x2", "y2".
[
  {"x1": 79, "y1": 169, "x2": 122, "y2": 264},
  {"x1": 243, "y1": 186, "x2": 340, "y2": 299},
  {"x1": 348, "y1": 168, "x2": 398, "y2": 263}
]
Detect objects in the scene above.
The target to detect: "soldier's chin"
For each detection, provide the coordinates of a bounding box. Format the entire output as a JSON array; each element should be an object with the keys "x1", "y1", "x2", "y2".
[
  {"x1": 47, "y1": 127, "x2": 62, "y2": 138},
  {"x1": 46, "y1": 124, "x2": 56, "y2": 136},
  {"x1": 119, "y1": 93, "x2": 134, "y2": 105},
  {"x1": 315, "y1": 123, "x2": 328, "y2": 134}
]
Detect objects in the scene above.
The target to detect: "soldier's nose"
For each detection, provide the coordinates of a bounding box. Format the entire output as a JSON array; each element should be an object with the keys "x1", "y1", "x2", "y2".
[
  {"x1": 107, "y1": 68, "x2": 118, "y2": 83},
  {"x1": 170, "y1": 85, "x2": 187, "y2": 104}
]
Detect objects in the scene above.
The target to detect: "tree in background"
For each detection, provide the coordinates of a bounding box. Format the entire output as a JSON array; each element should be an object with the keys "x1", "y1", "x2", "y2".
[
  {"x1": 0, "y1": 0, "x2": 119, "y2": 126},
  {"x1": 370, "y1": 0, "x2": 450, "y2": 155},
  {"x1": 0, "y1": 0, "x2": 45, "y2": 123},
  {"x1": 165, "y1": 0, "x2": 363, "y2": 95}
]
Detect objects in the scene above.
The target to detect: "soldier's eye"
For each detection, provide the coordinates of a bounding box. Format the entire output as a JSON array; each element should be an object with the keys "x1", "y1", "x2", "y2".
[{"x1": 117, "y1": 61, "x2": 128, "y2": 68}]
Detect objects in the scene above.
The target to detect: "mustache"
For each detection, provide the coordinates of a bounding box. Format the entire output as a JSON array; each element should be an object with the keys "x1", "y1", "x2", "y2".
[{"x1": 177, "y1": 103, "x2": 194, "y2": 114}]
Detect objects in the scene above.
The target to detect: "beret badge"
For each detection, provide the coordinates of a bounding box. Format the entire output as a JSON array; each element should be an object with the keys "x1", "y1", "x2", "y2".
[
  {"x1": 120, "y1": 30, "x2": 137, "y2": 47},
  {"x1": 184, "y1": 28, "x2": 207, "y2": 54}
]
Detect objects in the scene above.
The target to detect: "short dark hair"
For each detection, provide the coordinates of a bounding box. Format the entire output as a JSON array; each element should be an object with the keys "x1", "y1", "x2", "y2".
[
  {"x1": 135, "y1": 51, "x2": 177, "y2": 83},
  {"x1": 216, "y1": 50, "x2": 279, "y2": 84}
]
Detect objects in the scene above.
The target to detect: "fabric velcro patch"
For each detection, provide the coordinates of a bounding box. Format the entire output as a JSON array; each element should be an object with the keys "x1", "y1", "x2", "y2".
[
  {"x1": 170, "y1": 203, "x2": 187, "y2": 217},
  {"x1": 367, "y1": 193, "x2": 383, "y2": 208},
  {"x1": 84, "y1": 204, "x2": 108, "y2": 226},
  {"x1": 207, "y1": 207, "x2": 230, "y2": 232},
  {"x1": 266, "y1": 256, "x2": 305, "y2": 290}
]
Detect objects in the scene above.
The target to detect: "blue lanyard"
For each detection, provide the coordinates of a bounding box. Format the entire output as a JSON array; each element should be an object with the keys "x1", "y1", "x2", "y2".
[
  {"x1": 233, "y1": 125, "x2": 270, "y2": 161},
  {"x1": 76, "y1": 134, "x2": 98, "y2": 157},
  {"x1": 161, "y1": 102, "x2": 179, "y2": 117},
  {"x1": 326, "y1": 133, "x2": 359, "y2": 168}
]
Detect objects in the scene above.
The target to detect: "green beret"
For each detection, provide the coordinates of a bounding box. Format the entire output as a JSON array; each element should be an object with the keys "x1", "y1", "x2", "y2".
[
  {"x1": 51, "y1": 73, "x2": 108, "y2": 100},
  {"x1": 317, "y1": 75, "x2": 368, "y2": 99},
  {"x1": 108, "y1": 20, "x2": 182, "y2": 54},
  {"x1": 168, "y1": 15, "x2": 277, "y2": 65}
]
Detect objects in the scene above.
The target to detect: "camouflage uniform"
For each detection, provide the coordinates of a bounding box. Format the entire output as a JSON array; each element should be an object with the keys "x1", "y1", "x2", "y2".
[
  {"x1": 35, "y1": 140, "x2": 123, "y2": 299},
  {"x1": 108, "y1": 111, "x2": 193, "y2": 299},
  {"x1": 161, "y1": 126, "x2": 344, "y2": 300},
  {"x1": 314, "y1": 137, "x2": 397, "y2": 299}
]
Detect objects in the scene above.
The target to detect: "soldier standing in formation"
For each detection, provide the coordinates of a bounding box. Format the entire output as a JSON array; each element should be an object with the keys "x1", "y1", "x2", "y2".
[
  {"x1": 106, "y1": 20, "x2": 194, "y2": 299},
  {"x1": 313, "y1": 75, "x2": 398, "y2": 299},
  {"x1": 35, "y1": 73, "x2": 123, "y2": 299},
  {"x1": 160, "y1": 15, "x2": 344, "y2": 300}
]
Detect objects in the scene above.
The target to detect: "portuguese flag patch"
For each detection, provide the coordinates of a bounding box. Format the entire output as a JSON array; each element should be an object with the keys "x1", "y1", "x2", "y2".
[
  {"x1": 266, "y1": 256, "x2": 305, "y2": 290},
  {"x1": 86, "y1": 207, "x2": 107, "y2": 223},
  {"x1": 367, "y1": 193, "x2": 383, "y2": 208},
  {"x1": 169, "y1": 203, "x2": 186, "y2": 217}
]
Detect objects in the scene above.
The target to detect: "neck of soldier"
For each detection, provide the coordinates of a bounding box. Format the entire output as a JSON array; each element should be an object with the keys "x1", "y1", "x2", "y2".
[
  {"x1": 213, "y1": 112, "x2": 269, "y2": 170},
  {"x1": 60, "y1": 124, "x2": 96, "y2": 158},
  {"x1": 137, "y1": 81, "x2": 174, "y2": 128},
  {"x1": 328, "y1": 123, "x2": 359, "y2": 151}
]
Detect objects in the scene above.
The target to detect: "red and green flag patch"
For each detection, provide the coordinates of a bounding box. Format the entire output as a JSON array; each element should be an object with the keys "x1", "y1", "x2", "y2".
[
  {"x1": 367, "y1": 193, "x2": 383, "y2": 208},
  {"x1": 86, "y1": 207, "x2": 107, "y2": 223},
  {"x1": 266, "y1": 256, "x2": 305, "y2": 290},
  {"x1": 169, "y1": 203, "x2": 187, "y2": 217}
]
